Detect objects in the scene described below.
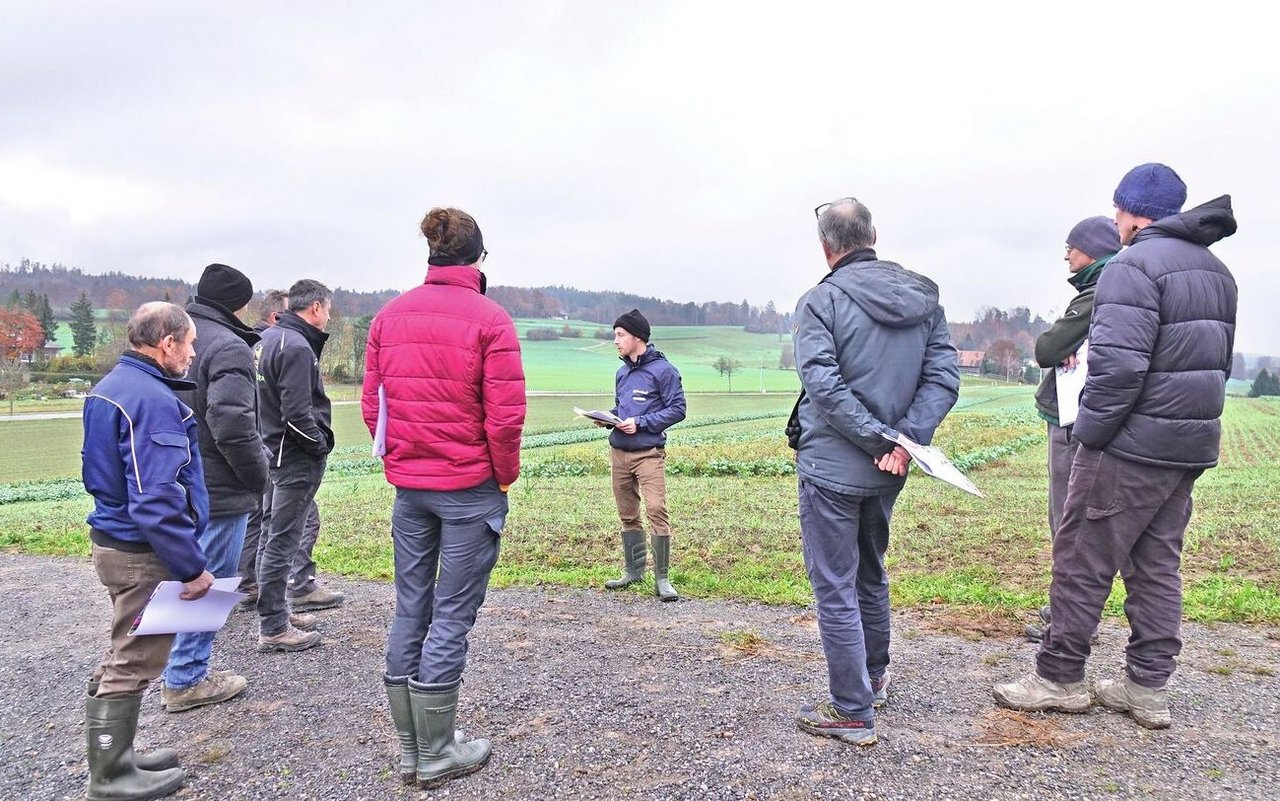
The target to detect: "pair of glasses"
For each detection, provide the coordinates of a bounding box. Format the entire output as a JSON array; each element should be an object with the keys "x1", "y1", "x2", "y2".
[
  {"x1": 1065, "y1": 244, "x2": 1077, "y2": 254},
  {"x1": 814, "y1": 197, "x2": 858, "y2": 219},
  {"x1": 480, "y1": 249, "x2": 489, "y2": 263}
]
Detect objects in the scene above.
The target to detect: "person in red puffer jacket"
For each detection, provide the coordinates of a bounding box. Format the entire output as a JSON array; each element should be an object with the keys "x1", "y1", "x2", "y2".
[{"x1": 362, "y1": 206, "x2": 525, "y2": 789}]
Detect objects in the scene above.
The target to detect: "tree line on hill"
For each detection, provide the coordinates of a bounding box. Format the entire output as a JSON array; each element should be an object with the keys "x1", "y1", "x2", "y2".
[{"x1": 3, "y1": 260, "x2": 1278, "y2": 391}]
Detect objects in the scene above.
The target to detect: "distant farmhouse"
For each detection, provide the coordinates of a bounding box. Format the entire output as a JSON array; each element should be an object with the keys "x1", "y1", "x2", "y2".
[{"x1": 957, "y1": 350, "x2": 985, "y2": 375}]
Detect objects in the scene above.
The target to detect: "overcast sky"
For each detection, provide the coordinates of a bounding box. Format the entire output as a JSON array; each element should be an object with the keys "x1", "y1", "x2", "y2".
[{"x1": 2, "y1": 2, "x2": 1277, "y2": 354}]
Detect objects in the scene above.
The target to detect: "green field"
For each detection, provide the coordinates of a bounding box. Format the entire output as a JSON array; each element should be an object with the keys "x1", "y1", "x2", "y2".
[{"x1": 3, "y1": 384, "x2": 1277, "y2": 624}]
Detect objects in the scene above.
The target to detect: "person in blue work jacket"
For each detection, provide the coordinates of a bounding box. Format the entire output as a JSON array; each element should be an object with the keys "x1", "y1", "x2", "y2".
[{"x1": 601, "y1": 308, "x2": 687, "y2": 601}]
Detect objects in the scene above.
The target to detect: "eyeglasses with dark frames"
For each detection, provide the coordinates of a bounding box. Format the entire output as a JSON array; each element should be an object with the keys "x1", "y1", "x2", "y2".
[
  {"x1": 814, "y1": 197, "x2": 859, "y2": 219},
  {"x1": 480, "y1": 249, "x2": 489, "y2": 263}
]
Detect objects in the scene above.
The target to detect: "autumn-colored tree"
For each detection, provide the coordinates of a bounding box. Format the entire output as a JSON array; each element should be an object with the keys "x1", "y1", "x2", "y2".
[
  {"x1": 987, "y1": 338, "x2": 1023, "y2": 382},
  {"x1": 0, "y1": 308, "x2": 44, "y2": 360}
]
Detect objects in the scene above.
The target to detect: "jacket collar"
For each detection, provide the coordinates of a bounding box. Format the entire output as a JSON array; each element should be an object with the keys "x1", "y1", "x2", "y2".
[
  {"x1": 621, "y1": 343, "x2": 660, "y2": 367},
  {"x1": 276, "y1": 310, "x2": 329, "y2": 359},
  {"x1": 829, "y1": 248, "x2": 878, "y2": 274},
  {"x1": 1068, "y1": 254, "x2": 1114, "y2": 291},
  {"x1": 188, "y1": 298, "x2": 261, "y2": 347},
  {"x1": 424, "y1": 265, "x2": 485, "y2": 294},
  {"x1": 118, "y1": 351, "x2": 197, "y2": 391}
]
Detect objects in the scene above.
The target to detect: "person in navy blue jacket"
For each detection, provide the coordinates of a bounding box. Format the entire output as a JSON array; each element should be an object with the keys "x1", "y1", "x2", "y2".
[
  {"x1": 601, "y1": 309, "x2": 686, "y2": 601},
  {"x1": 81, "y1": 302, "x2": 214, "y2": 800}
]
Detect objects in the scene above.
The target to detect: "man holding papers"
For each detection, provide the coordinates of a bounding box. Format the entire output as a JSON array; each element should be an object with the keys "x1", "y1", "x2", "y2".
[
  {"x1": 792, "y1": 198, "x2": 959, "y2": 746},
  {"x1": 1025, "y1": 217, "x2": 1121, "y2": 642},
  {"x1": 995, "y1": 164, "x2": 1238, "y2": 730},
  {"x1": 81, "y1": 302, "x2": 214, "y2": 800},
  {"x1": 602, "y1": 308, "x2": 687, "y2": 601}
]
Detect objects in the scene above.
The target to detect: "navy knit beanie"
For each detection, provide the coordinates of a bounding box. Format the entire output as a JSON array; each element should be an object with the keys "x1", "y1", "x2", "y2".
[
  {"x1": 613, "y1": 309, "x2": 651, "y2": 342},
  {"x1": 1065, "y1": 216, "x2": 1121, "y2": 260},
  {"x1": 196, "y1": 263, "x2": 254, "y2": 313},
  {"x1": 1113, "y1": 163, "x2": 1187, "y2": 221}
]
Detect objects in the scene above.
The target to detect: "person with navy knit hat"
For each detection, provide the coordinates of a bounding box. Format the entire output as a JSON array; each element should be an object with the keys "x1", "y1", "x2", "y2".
[
  {"x1": 1024, "y1": 216, "x2": 1122, "y2": 643},
  {"x1": 996, "y1": 165, "x2": 1238, "y2": 730},
  {"x1": 601, "y1": 308, "x2": 686, "y2": 601}
]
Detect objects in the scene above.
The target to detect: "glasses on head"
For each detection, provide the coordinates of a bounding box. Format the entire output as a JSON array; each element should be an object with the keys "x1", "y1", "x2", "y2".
[{"x1": 814, "y1": 197, "x2": 858, "y2": 219}]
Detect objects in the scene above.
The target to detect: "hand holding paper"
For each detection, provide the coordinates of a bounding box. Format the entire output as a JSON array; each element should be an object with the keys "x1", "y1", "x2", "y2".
[
  {"x1": 131, "y1": 577, "x2": 246, "y2": 635},
  {"x1": 883, "y1": 432, "x2": 983, "y2": 497}
]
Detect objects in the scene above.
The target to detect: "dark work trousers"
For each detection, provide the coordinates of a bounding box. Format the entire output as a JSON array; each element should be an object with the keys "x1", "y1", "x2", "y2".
[
  {"x1": 1037, "y1": 446, "x2": 1203, "y2": 688},
  {"x1": 384, "y1": 480, "x2": 506, "y2": 686},
  {"x1": 797, "y1": 479, "x2": 898, "y2": 722},
  {"x1": 1046, "y1": 422, "x2": 1079, "y2": 539},
  {"x1": 239, "y1": 485, "x2": 321, "y2": 595},
  {"x1": 257, "y1": 454, "x2": 326, "y2": 636}
]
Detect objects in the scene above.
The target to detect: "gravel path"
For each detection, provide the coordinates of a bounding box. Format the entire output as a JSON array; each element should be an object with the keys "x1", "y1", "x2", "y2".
[{"x1": 2, "y1": 553, "x2": 1277, "y2": 800}]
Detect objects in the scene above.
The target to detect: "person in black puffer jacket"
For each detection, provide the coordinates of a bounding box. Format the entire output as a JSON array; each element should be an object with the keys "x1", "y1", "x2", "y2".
[{"x1": 996, "y1": 164, "x2": 1239, "y2": 730}]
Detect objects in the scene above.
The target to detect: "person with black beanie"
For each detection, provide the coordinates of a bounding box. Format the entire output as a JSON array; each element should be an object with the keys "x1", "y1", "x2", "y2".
[{"x1": 601, "y1": 308, "x2": 686, "y2": 601}]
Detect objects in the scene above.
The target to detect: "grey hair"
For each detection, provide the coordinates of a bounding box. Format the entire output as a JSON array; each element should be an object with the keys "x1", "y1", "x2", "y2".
[
  {"x1": 817, "y1": 198, "x2": 875, "y2": 254},
  {"x1": 286, "y1": 279, "x2": 333, "y2": 312},
  {"x1": 259, "y1": 289, "x2": 289, "y2": 319},
  {"x1": 126, "y1": 302, "x2": 192, "y2": 348}
]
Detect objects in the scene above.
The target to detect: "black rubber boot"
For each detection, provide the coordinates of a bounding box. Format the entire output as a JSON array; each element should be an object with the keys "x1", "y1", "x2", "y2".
[
  {"x1": 604, "y1": 531, "x2": 647, "y2": 589},
  {"x1": 85, "y1": 694, "x2": 186, "y2": 801},
  {"x1": 85, "y1": 683, "x2": 179, "y2": 771},
  {"x1": 408, "y1": 678, "x2": 491, "y2": 789},
  {"x1": 652, "y1": 534, "x2": 678, "y2": 602},
  {"x1": 383, "y1": 675, "x2": 418, "y2": 784}
]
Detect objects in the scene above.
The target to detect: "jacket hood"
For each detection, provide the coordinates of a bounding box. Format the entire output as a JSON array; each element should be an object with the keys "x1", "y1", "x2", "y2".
[
  {"x1": 189, "y1": 298, "x2": 261, "y2": 347},
  {"x1": 1141, "y1": 194, "x2": 1236, "y2": 248},
  {"x1": 425, "y1": 265, "x2": 484, "y2": 293},
  {"x1": 824, "y1": 259, "x2": 941, "y2": 328},
  {"x1": 276, "y1": 309, "x2": 329, "y2": 358}
]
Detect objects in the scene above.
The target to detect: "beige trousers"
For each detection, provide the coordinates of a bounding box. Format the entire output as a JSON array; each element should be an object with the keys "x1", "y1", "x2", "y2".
[
  {"x1": 610, "y1": 447, "x2": 671, "y2": 536},
  {"x1": 91, "y1": 544, "x2": 176, "y2": 698}
]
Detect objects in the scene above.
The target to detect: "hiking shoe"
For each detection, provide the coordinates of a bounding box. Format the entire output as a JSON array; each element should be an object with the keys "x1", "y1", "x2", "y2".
[
  {"x1": 1025, "y1": 605, "x2": 1052, "y2": 642},
  {"x1": 258, "y1": 626, "x2": 322, "y2": 653},
  {"x1": 289, "y1": 612, "x2": 318, "y2": 631},
  {"x1": 796, "y1": 701, "x2": 877, "y2": 746},
  {"x1": 871, "y1": 671, "x2": 890, "y2": 709},
  {"x1": 1095, "y1": 677, "x2": 1171, "y2": 729},
  {"x1": 162, "y1": 671, "x2": 248, "y2": 712},
  {"x1": 236, "y1": 586, "x2": 258, "y2": 612},
  {"x1": 993, "y1": 672, "x2": 1091, "y2": 713},
  {"x1": 289, "y1": 586, "x2": 346, "y2": 612}
]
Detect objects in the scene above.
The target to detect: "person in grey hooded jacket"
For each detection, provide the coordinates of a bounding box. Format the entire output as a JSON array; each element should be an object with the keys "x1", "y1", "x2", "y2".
[
  {"x1": 995, "y1": 164, "x2": 1238, "y2": 730},
  {"x1": 792, "y1": 198, "x2": 960, "y2": 746}
]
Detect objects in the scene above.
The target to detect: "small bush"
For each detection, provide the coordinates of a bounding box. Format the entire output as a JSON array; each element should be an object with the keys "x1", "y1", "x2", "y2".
[{"x1": 526, "y1": 328, "x2": 560, "y2": 341}]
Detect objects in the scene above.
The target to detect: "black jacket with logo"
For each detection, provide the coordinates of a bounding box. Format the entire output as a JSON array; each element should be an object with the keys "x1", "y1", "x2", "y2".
[{"x1": 256, "y1": 310, "x2": 333, "y2": 466}]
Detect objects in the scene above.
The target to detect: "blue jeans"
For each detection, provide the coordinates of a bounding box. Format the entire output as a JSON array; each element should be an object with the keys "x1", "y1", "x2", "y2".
[
  {"x1": 797, "y1": 479, "x2": 897, "y2": 722},
  {"x1": 163, "y1": 513, "x2": 248, "y2": 689},
  {"x1": 385, "y1": 481, "x2": 506, "y2": 685}
]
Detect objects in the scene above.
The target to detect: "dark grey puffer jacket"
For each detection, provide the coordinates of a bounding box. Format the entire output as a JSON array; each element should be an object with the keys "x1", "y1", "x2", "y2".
[
  {"x1": 176, "y1": 299, "x2": 270, "y2": 517},
  {"x1": 1073, "y1": 196, "x2": 1238, "y2": 469},
  {"x1": 793, "y1": 250, "x2": 960, "y2": 496}
]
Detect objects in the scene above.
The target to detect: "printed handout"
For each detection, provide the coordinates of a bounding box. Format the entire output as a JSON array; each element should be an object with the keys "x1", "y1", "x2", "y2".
[{"x1": 130, "y1": 577, "x2": 247, "y2": 636}]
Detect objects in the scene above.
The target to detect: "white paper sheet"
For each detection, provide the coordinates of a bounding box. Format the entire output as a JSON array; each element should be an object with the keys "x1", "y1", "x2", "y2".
[
  {"x1": 372, "y1": 383, "x2": 388, "y2": 458},
  {"x1": 1055, "y1": 340, "x2": 1089, "y2": 427},
  {"x1": 884, "y1": 433, "x2": 984, "y2": 497},
  {"x1": 130, "y1": 577, "x2": 246, "y2": 635},
  {"x1": 573, "y1": 406, "x2": 624, "y2": 426}
]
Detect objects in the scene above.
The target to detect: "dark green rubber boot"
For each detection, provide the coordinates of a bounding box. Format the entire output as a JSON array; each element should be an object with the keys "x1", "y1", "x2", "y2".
[
  {"x1": 408, "y1": 679, "x2": 491, "y2": 789},
  {"x1": 604, "y1": 531, "x2": 647, "y2": 589},
  {"x1": 383, "y1": 675, "x2": 418, "y2": 784},
  {"x1": 652, "y1": 534, "x2": 678, "y2": 601},
  {"x1": 85, "y1": 694, "x2": 186, "y2": 801},
  {"x1": 86, "y1": 682, "x2": 178, "y2": 771}
]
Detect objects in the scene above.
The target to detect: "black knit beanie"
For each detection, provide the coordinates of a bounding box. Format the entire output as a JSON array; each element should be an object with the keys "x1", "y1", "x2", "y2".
[
  {"x1": 196, "y1": 263, "x2": 254, "y2": 313},
  {"x1": 613, "y1": 309, "x2": 650, "y2": 342}
]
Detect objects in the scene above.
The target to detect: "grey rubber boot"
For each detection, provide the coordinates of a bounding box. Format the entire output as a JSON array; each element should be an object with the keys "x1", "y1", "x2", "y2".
[
  {"x1": 85, "y1": 694, "x2": 186, "y2": 801},
  {"x1": 652, "y1": 534, "x2": 678, "y2": 602},
  {"x1": 407, "y1": 678, "x2": 491, "y2": 789},
  {"x1": 604, "y1": 531, "x2": 647, "y2": 589},
  {"x1": 86, "y1": 682, "x2": 179, "y2": 771},
  {"x1": 383, "y1": 675, "x2": 418, "y2": 784}
]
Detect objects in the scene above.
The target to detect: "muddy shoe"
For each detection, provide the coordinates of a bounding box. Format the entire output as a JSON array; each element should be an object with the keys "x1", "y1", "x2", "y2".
[
  {"x1": 258, "y1": 626, "x2": 322, "y2": 653},
  {"x1": 162, "y1": 672, "x2": 248, "y2": 713},
  {"x1": 289, "y1": 586, "x2": 346, "y2": 612},
  {"x1": 289, "y1": 612, "x2": 318, "y2": 631},
  {"x1": 993, "y1": 672, "x2": 1091, "y2": 713},
  {"x1": 236, "y1": 586, "x2": 258, "y2": 612},
  {"x1": 871, "y1": 671, "x2": 890, "y2": 709},
  {"x1": 796, "y1": 701, "x2": 877, "y2": 746},
  {"x1": 1095, "y1": 677, "x2": 1171, "y2": 729}
]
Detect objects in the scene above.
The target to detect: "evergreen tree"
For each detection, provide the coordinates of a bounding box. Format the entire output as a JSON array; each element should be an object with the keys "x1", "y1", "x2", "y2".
[
  {"x1": 69, "y1": 291, "x2": 97, "y2": 357},
  {"x1": 38, "y1": 294, "x2": 57, "y2": 343},
  {"x1": 1249, "y1": 369, "x2": 1280, "y2": 398}
]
